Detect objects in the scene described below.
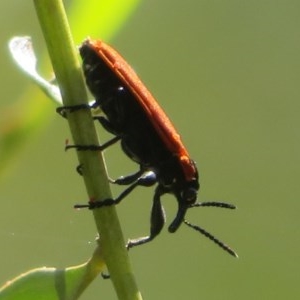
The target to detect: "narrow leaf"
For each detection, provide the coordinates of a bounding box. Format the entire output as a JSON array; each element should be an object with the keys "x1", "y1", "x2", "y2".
[{"x1": 8, "y1": 36, "x2": 62, "y2": 104}]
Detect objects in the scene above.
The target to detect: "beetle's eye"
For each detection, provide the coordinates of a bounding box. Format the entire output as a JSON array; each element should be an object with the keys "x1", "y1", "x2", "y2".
[{"x1": 182, "y1": 188, "x2": 197, "y2": 203}]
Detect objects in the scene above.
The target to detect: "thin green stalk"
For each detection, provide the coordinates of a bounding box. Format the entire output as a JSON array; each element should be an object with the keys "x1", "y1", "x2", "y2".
[{"x1": 33, "y1": 0, "x2": 142, "y2": 299}]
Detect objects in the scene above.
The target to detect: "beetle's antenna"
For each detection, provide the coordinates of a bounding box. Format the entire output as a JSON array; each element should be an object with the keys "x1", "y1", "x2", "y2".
[{"x1": 184, "y1": 220, "x2": 238, "y2": 258}]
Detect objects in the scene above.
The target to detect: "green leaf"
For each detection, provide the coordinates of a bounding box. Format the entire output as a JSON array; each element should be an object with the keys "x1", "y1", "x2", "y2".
[
  {"x1": 0, "y1": 247, "x2": 106, "y2": 300},
  {"x1": 8, "y1": 36, "x2": 62, "y2": 105}
]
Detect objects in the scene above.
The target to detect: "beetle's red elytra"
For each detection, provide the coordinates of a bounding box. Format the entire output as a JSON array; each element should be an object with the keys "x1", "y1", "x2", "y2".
[
  {"x1": 59, "y1": 38, "x2": 237, "y2": 257},
  {"x1": 84, "y1": 39, "x2": 197, "y2": 182}
]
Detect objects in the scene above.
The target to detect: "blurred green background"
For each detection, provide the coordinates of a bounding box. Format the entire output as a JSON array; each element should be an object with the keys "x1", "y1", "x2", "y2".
[{"x1": 1, "y1": 0, "x2": 299, "y2": 299}]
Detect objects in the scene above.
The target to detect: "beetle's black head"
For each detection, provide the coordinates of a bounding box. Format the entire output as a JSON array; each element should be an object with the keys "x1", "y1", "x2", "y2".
[{"x1": 168, "y1": 170, "x2": 200, "y2": 233}]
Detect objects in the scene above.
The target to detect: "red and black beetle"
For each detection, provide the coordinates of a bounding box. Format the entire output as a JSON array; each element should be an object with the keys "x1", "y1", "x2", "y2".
[{"x1": 61, "y1": 39, "x2": 237, "y2": 257}]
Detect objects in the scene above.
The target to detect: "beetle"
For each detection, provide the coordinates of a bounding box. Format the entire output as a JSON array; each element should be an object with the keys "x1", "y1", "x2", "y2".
[{"x1": 60, "y1": 38, "x2": 237, "y2": 257}]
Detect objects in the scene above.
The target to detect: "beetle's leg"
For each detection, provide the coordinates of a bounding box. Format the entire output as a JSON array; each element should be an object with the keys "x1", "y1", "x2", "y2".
[
  {"x1": 77, "y1": 172, "x2": 157, "y2": 280},
  {"x1": 74, "y1": 182, "x2": 138, "y2": 209},
  {"x1": 74, "y1": 171, "x2": 157, "y2": 209},
  {"x1": 93, "y1": 116, "x2": 120, "y2": 136},
  {"x1": 111, "y1": 169, "x2": 145, "y2": 185},
  {"x1": 56, "y1": 104, "x2": 93, "y2": 118},
  {"x1": 65, "y1": 136, "x2": 121, "y2": 152},
  {"x1": 126, "y1": 185, "x2": 166, "y2": 249},
  {"x1": 57, "y1": 102, "x2": 122, "y2": 155},
  {"x1": 63, "y1": 135, "x2": 120, "y2": 176},
  {"x1": 57, "y1": 103, "x2": 121, "y2": 152},
  {"x1": 57, "y1": 102, "x2": 119, "y2": 135},
  {"x1": 101, "y1": 272, "x2": 111, "y2": 280}
]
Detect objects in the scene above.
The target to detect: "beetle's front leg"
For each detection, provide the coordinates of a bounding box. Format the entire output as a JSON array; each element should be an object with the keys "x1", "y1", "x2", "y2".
[{"x1": 127, "y1": 185, "x2": 166, "y2": 249}]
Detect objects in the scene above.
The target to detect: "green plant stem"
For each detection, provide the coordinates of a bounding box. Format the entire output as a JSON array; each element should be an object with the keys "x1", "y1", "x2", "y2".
[{"x1": 33, "y1": 0, "x2": 142, "y2": 299}]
